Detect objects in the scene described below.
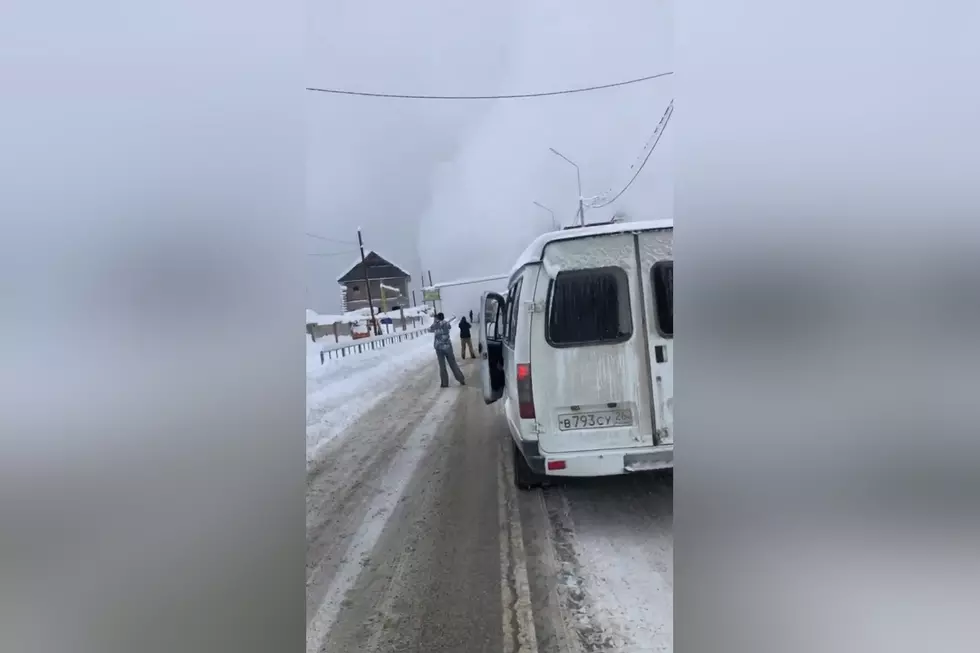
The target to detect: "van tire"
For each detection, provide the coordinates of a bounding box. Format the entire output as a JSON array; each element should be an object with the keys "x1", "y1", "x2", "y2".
[{"x1": 513, "y1": 441, "x2": 546, "y2": 490}]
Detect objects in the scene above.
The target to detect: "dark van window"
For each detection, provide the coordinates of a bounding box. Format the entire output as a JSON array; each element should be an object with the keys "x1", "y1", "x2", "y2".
[
  {"x1": 546, "y1": 267, "x2": 632, "y2": 346},
  {"x1": 507, "y1": 278, "x2": 523, "y2": 346},
  {"x1": 501, "y1": 293, "x2": 513, "y2": 342},
  {"x1": 652, "y1": 260, "x2": 673, "y2": 337},
  {"x1": 485, "y1": 295, "x2": 503, "y2": 340}
]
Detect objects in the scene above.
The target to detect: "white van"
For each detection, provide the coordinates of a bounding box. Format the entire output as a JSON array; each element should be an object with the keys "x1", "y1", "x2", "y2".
[{"x1": 478, "y1": 220, "x2": 673, "y2": 489}]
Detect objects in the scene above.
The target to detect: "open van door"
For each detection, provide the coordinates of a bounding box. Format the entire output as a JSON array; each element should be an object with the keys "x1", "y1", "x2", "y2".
[{"x1": 479, "y1": 291, "x2": 507, "y2": 404}]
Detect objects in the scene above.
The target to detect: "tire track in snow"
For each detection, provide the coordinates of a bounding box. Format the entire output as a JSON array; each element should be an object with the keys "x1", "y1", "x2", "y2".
[
  {"x1": 518, "y1": 461, "x2": 673, "y2": 653},
  {"x1": 540, "y1": 487, "x2": 621, "y2": 653},
  {"x1": 306, "y1": 335, "x2": 434, "y2": 465},
  {"x1": 559, "y1": 473, "x2": 673, "y2": 652},
  {"x1": 306, "y1": 368, "x2": 438, "y2": 605},
  {"x1": 306, "y1": 388, "x2": 462, "y2": 653},
  {"x1": 500, "y1": 434, "x2": 539, "y2": 653}
]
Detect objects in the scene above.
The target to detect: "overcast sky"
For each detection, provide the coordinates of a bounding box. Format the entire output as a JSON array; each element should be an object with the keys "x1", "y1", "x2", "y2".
[{"x1": 306, "y1": 0, "x2": 672, "y2": 313}]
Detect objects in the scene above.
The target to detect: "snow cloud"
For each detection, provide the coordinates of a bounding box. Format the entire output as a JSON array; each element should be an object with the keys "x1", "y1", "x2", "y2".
[
  {"x1": 307, "y1": 0, "x2": 672, "y2": 311},
  {"x1": 416, "y1": 0, "x2": 673, "y2": 283}
]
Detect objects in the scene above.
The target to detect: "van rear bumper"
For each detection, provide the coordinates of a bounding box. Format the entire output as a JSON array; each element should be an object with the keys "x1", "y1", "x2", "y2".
[{"x1": 540, "y1": 444, "x2": 674, "y2": 477}]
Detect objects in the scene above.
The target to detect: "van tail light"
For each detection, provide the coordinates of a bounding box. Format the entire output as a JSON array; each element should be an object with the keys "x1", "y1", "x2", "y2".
[{"x1": 517, "y1": 363, "x2": 535, "y2": 419}]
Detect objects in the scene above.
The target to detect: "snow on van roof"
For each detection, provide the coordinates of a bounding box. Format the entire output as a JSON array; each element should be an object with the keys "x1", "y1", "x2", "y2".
[{"x1": 508, "y1": 219, "x2": 673, "y2": 278}]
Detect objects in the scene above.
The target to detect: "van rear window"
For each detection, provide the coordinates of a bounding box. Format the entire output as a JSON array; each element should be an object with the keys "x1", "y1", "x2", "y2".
[
  {"x1": 652, "y1": 261, "x2": 673, "y2": 337},
  {"x1": 546, "y1": 267, "x2": 632, "y2": 346}
]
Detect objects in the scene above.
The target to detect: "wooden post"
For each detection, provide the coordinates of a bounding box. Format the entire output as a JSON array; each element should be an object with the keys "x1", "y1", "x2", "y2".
[
  {"x1": 332, "y1": 322, "x2": 339, "y2": 343},
  {"x1": 426, "y1": 270, "x2": 436, "y2": 313}
]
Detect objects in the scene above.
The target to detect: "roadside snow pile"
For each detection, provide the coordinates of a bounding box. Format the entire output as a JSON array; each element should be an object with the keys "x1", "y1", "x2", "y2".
[
  {"x1": 307, "y1": 306, "x2": 431, "y2": 328},
  {"x1": 306, "y1": 330, "x2": 434, "y2": 464},
  {"x1": 341, "y1": 305, "x2": 431, "y2": 321},
  {"x1": 307, "y1": 334, "x2": 324, "y2": 366},
  {"x1": 315, "y1": 315, "x2": 433, "y2": 350},
  {"x1": 398, "y1": 306, "x2": 431, "y2": 318},
  {"x1": 307, "y1": 309, "x2": 345, "y2": 326}
]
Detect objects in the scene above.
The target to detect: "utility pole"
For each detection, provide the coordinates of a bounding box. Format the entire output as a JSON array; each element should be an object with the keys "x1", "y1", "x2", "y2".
[
  {"x1": 357, "y1": 228, "x2": 380, "y2": 336},
  {"x1": 549, "y1": 147, "x2": 585, "y2": 226}
]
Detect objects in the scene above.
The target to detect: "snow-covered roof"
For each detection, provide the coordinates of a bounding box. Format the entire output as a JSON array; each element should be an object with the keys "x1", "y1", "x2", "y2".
[
  {"x1": 336, "y1": 255, "x2": 364, "y2": 283},
  {"x1": 508, "y1": 218, "x2": 673, "y2": 279},
  {"x1": 335, "y1": 251, "x2": 413, "y2": 283}
]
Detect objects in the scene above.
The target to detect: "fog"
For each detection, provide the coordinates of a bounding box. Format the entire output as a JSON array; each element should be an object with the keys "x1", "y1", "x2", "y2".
[
  {"x1": 418, "y1": 1, "x2": 673, "y2": 286},
  {"x1": 307, "y1": 0, "x2": 672, "y2": 313}
]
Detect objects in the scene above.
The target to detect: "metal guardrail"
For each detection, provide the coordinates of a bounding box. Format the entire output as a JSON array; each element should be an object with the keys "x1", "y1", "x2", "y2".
[{"x1": 318, "y1": 327, "x2": 429, "y2": 362}]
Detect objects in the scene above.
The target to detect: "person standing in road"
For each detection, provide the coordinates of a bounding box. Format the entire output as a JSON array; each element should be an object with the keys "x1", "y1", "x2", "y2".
[
  {"x1": 458, "y1": 316, "x2": 476, "y2": 359},
  {"x1": 429, "y1": 312, "x2": 466, "y2": 387}
]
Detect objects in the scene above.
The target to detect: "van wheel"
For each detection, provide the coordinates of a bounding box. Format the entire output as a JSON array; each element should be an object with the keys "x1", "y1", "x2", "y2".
[{"x1": 513, "y1": 442, "x2": 546, "y2": 490}]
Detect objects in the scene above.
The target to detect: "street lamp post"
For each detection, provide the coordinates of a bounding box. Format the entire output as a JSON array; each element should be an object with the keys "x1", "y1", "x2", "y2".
[
  {"x1": 532, "y1": 201, "x2": 559, "y2": 230},
  {"x1": 549, "y1": 147, "x2": 585, "y2": 226}
]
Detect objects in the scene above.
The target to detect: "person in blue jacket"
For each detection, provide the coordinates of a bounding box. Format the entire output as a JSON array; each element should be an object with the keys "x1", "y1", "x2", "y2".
[{"x1": 429, "y1": 313, "x2": 466, "y2": 388}]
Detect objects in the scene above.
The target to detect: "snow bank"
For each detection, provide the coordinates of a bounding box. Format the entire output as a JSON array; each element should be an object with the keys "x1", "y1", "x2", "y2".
[
  {"x1": 306, "y1": 309, "x2": 345, "y2": 326},
  {"x1": 307, "y1": 333, "x2": 323, "y2": 367},
  {"x1": 342, "y1": 306, "x2": 430, "y2": 321},
  {"x1": 307, "y1": 306, "x2": 430, "y2": 328},
  {"x1": 306, "y1": 332, "x2": 435, "y2": 463}
]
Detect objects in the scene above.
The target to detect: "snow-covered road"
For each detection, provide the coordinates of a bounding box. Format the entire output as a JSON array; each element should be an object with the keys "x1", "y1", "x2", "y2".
[
  {"x1": 519, "y1": 469, "x2": 674, "y2": 652},
  {"x1": 306, "y1": 344, "x2": 673, "y2": 652},
  {"x1": 306, "y1": 333, "x2": 435, "y2": 464}
]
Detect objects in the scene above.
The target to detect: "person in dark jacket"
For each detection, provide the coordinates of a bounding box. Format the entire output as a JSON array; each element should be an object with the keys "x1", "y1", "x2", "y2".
[
  {"x1": 458, "y1": 317, "x2": 476, "y2": 359},
  {"x1": 429, "y1": 313, "x2": 465, "y2": 387}
]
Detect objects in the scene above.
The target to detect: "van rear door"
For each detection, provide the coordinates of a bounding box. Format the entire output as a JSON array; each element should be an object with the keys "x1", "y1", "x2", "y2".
[
  {"x1": 636, "y1": 229, "x2": 674, "y2": 444},
  {"x1": 528, "y1": 232, "x2": 656, "y2": 454},
  {"x1": 479, "y1": 291, "x2": 506, "y2": 405}
]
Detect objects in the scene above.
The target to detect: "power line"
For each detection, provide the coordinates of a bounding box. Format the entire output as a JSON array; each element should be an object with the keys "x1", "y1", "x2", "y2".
[
  {"x1": 587, "y1": 99, "x2": 673, "y2": 207},
  {"x1": 306, "y1": 232, "x2": 356, "y2": 245},
  {"x1": 306, "y1": 71, "x2": 673, "y2": 100},
  {"x1": 587, "y1": 100, "x2": 673, "y2": 210}
]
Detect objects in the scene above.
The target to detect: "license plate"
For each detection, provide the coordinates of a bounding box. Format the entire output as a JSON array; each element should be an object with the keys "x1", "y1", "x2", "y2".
[{"x1": 557, "y1": 409, "x2": 633, "y2": 431}]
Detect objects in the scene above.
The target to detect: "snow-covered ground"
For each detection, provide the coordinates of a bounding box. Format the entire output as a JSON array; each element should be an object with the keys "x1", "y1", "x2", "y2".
[
  {"x1": 317, "y1": 323, "x2": 430, "y2": 350},
  {"x1": 527, "y1": 475, "x2": 674, "y2": 652},
  {"x1": 304, "y1": 332, "x2": 673, "y2": 651},
  {"x1": 306, "y1": 330, "x2": 436, "y2": 465},
  {"x1": 570, "y1": 482, "x2": 673, "y2": 652},
  {"x1": 307, "y1": 305, "x2": 431, "y2": 327}
]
